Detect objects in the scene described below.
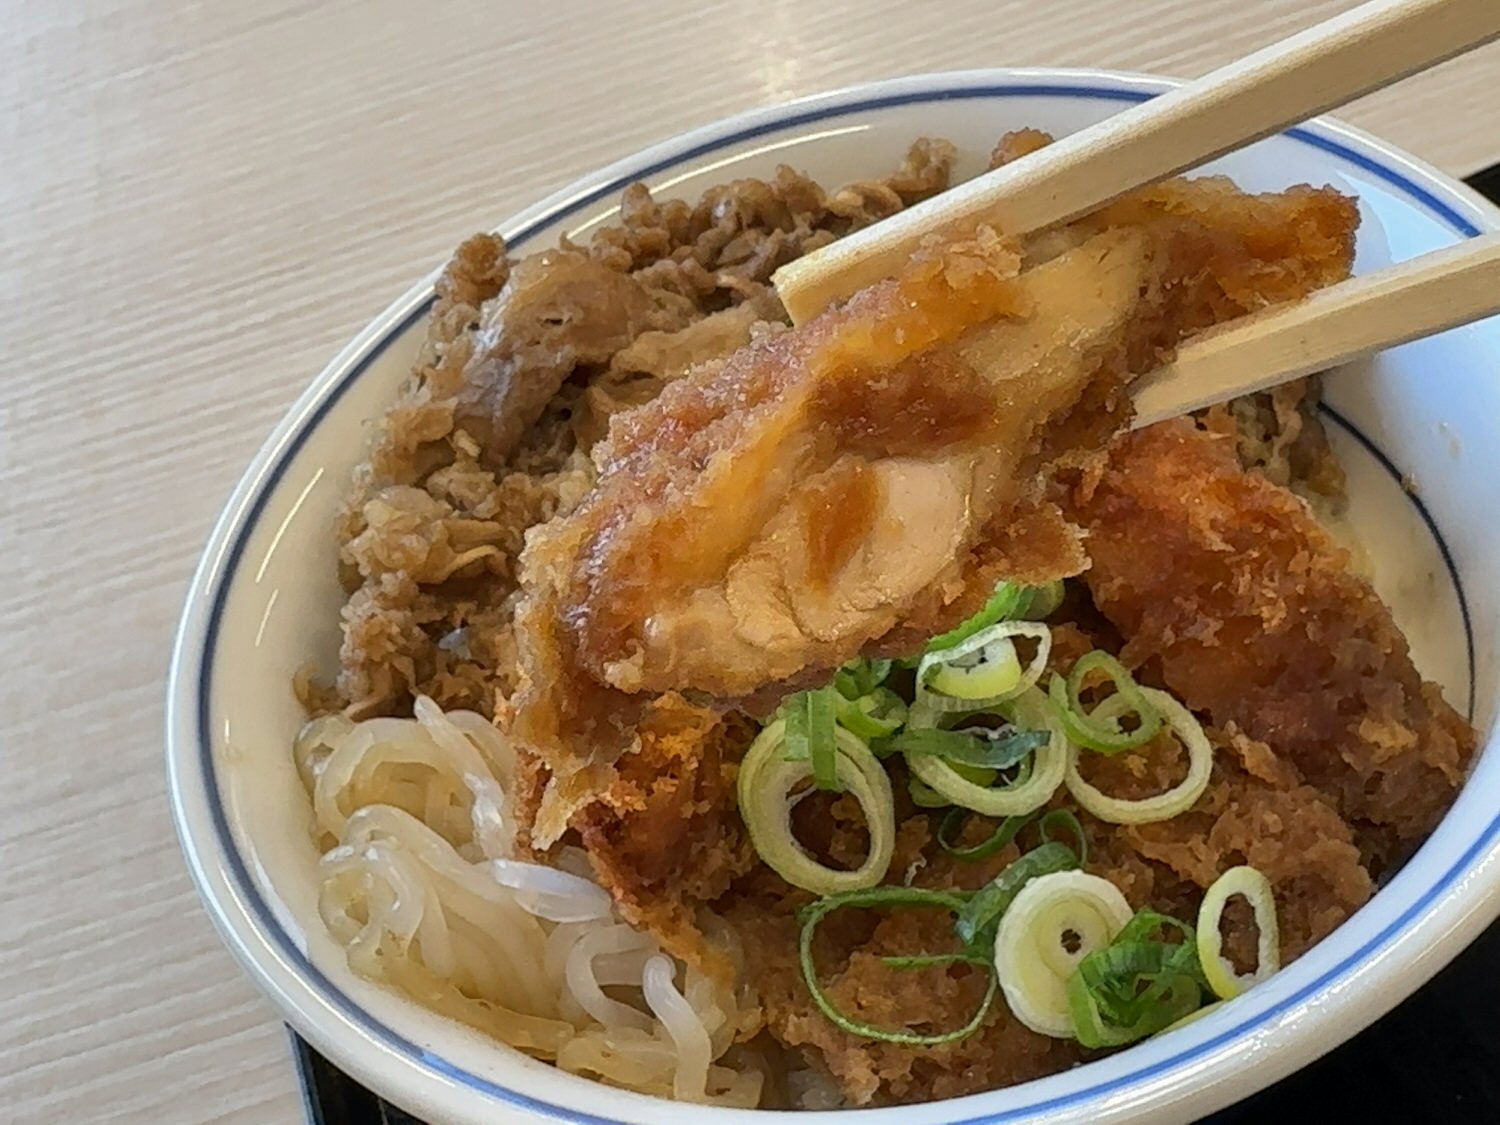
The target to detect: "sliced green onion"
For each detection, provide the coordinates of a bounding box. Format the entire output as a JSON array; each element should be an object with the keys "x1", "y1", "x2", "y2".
[
  {"x1": 834, "y1": 657, "x2": 893, "y2": 700},
  {"x1": 1196, "y1": 866, "x2": 1279, "y2": 1000},
  {"x1": 1066, "y1": 910, "x2": 1204, "y2": 1048},
  {"x1": 937, "y1": 810, "x2": 1034, "y2": 862},
  {"x1": 908, "y1": 774, "x2": 954, "y2": 808},
  {"x1": 1022, "y1": 580, "x2": 1066, "y2": 621},
  {"x1": 799, "y1": 887, "x2": 998, "y2": 1045},
  {"x1": 737, "y1": 720, "x2": 895, "y2": 895},
  {"x1": 911, "y1": 760, "x2": 998, "y2": 808},
  {"x1": 924, "y1": 582, "x2": 1033, "y2": 654},
  {"x1": 1048, "y1": 650, "x2": 1162, "y2": 754},
  {"x1": 917, "y1": 622, "x2": 1052, "y2": 713},
  {"x1": 955, "y1": 840, "x2": 1080, "y2": 951},
  {"x1": 929, "y1": 639, "x2": 1022, "y2": 700},
  {"x1": 1159, "y1": 999, "x2": 1224, "y2": 1035},
  {"x1": 1063, "y1": 687, "x2": 1213, "y2": 824},
  {"x1": 905, "y1": 686, "x2": 1067, "y2": 818},
  {"x1": 936, "y1": 807, "x2": 1089, "y2": 868},
  {"x1": 784, "y1": 688, "x2": 841, "y2": 792},
  {"x1": 835, "y1": 687, "x2": 907, "y2": 740},
  {"x1": 993, "y1": 870, "x2": 1134, "y2": 1038},
  {"x1": 881, "y1": 950, "x2": 992, "y2": 970},
  {"x1": 1037, "y1": 808, "x2": 1089, "y2": 868},
  {"x1": 876, "y1": 726, "x2": 1048, "y2": 770}
]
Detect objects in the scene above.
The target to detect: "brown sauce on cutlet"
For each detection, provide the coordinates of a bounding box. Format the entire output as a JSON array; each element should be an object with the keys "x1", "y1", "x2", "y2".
[
  {"x1": 805, "y1": 227, "x2": 1022, "y2": 457},
  {"x1": 801, "y1": 460, "x2": 880, "y2": 589},
  {"x1": 811, "y1": 347, "x2": 999, "y2": 456}
]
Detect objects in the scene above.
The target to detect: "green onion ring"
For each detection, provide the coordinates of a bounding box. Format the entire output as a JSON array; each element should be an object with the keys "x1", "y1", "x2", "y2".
[
  {"x1": 924, "y1": 582, "x2": 1033, "y2": 654},
  {"x1": 1070, "y1": 961, "x2": 1201, "y2": 1048},
  {"x1": 783, "y1": 688, "x2": 842, "y2": 792},
  {"x1": 1048, "y1": 650, "x2": 1162, "y2": 754},
  {"x1": 1037, "y1": 808, "x2": 1089, "y2": 868},
  {"x1": 834, "y1": 657, "x2": 893, "y2": 700},
  {"x1": 876, "y1": 726, "x2": 1048, "y2": 770},
  {"x1": 917, "y1": 621, "x2": 1052, "y2": 713},
  {"x1": 993, "y1": 869, "x2": 1134, "y2": 1037},
  {"x1": 908, "y1": 774, "x2": 957, "y2": 808},
  {"x1": 835, "y1": 687, "x2": 907, "y2": 740},
  {"x1": 1066, "y1": 909, "x2": 1205, "y2": 1047},
  {"x1": 937, "y1": 809, "x2": 1035, "y2": 862},
  {"x1": 954, "y1": 840, "x2": 1080, "y2": 950},
  {"x1": 799, "y1": 887, "x2": 998, "y2": 1045},
  {"x1": 1063, "y1": 688, "x2": 1213, "y2": 824},
  {"x1": 1196, "y1": 866, "x2": 1280, "y2": 1000},
  {"x1": 905, "y1": 686, "x2": 1068, "y2": 817},
  {"x1": 1022, "y1": 580, "x2": 1066, "y2": 621},
  {"x1": 930, "y1": 639, "x2": 1024, "y2": 701},
  {"x1": 738, "y1": 721, "x2": 895, "y2": 895}
]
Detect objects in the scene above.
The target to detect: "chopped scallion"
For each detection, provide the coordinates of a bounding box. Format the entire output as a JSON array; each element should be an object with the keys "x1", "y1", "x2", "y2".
[
  {"x1": 955, "y1": 840, "x2": 1080, "y2": 950},
  {"x1": 834, "y1": 657, "x2": 893, "y2": 700},
  {"x1": 937, "y1": 809, "x2": 1035, "y2": 863},
  {"x1": 1037, "y1": 808, "x2": 1089, "y2": 868},
  {"x1": 737, "y1": 720, "x2": 895, "y2": 895},
  {"x1": 835, "y1": 687, "x2": 907, "y2": 740},
  {"x1": 1063, "y1": 687, "x2": 1214, "y2": 824},
  {"x1": 1049, "y1": 650, "x2": 1161, "y2": 754},
  {"x1": 924, "y1": 581, "x2": 1033, "y2": 654},
  {"x1": 798, "y1": 887, "x2": 997, "y2": 1045},
  {"x1": 1196, "y1": 865, "x2": 1279, "y2": 1000},
  {"x1": 993, "y1": 869, "x2": 1134, "y2": 1038},
  {"x1": 1066, "y1": 909, "x2": 1205, "y2": 1048},
  {"x1": 905, "y1": 686, "x2": 1068, "y2": 818},
  {"x1": 908, "y1": 774, "x2": 954, "y2": 808},
  {"x1": 1022, "y1": 580, "x2": 1066, "y2": 621},
  {"x1": 917, "y1": 621, "x2": 1052, "y2": 714},
  {"x1": 783, "y1": 688, "x2": 842, "y2": 792},
  {"x1": 876, "y1": 726, "x2": 1048, "y2": 770}
]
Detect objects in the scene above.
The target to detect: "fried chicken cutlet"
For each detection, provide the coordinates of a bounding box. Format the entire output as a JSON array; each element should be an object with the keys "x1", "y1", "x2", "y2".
[
  {"x1": 1063, "y1": 419, "x2": 1475, "y2": 867},
  {"x1": 512, "y1": 178, "x2": 1358, "y2": 845}
]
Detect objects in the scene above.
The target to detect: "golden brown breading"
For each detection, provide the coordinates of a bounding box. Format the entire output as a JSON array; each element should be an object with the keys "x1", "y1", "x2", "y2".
[
  {"x1": 573, "y1": 695, "x2": 760, "y2": 974},
  {"x1": 1064, "y1": 420, "x2": 1474, "y2": 859}
]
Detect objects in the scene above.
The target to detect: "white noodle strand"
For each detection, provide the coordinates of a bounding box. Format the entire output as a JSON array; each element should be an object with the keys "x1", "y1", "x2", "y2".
[
  {"x1": 298, "y1": 696, "x2": 758, "y2": 1104},
  {"x1": 643, "y1": 955, "x2": 712, "y2": 1103},
  {"x1": 566, "y1": 924, "x2": 657, "y2": 1032}
]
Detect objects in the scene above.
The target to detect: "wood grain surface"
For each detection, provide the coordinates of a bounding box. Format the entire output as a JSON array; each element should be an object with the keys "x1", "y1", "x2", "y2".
[{"x1": 2, "y1": 2, "x2": 1496, "y2": 1122}]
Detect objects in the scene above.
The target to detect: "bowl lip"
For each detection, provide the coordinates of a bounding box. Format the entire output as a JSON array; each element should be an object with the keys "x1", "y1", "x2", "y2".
[{"x1": 166, "y1": 65, "x2": 1500, "y2": 1125}]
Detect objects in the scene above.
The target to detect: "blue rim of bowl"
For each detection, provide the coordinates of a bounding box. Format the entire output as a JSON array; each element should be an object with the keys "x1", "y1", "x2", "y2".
[{"x1": 189, "y1": 79, "x2": 1487, "y2": 1124}]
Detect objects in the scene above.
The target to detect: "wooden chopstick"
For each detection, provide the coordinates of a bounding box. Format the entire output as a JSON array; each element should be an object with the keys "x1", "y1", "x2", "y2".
[
  {"x1": 1129, "y1": 232, "x2": 1500, "y2": 428},
  {"x1": 773, "y1": 0, "x2": 1500, "y2": 325}
]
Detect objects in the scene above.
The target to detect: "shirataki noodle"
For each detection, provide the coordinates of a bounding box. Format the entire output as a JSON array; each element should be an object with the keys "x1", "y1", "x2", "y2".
[{"x1": 294, "y1": 698, "x2": 764, "y2": 1106}]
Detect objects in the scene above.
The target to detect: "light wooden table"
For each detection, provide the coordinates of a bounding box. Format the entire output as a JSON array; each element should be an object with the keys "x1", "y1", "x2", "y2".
[{"x1": 3, "y1": 1, "x2": 1496, "y2": 1121}]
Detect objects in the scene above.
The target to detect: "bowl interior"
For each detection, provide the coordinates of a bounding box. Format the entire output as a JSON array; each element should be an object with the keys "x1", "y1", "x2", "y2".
[{"x1": 174, "y1": 73, "x2": 1500, "y2": 1125}]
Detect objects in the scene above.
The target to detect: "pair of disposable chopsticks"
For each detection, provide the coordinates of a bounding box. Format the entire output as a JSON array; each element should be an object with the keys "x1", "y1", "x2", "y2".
[{"x1": 770, "y1": 0, "x2": 1500, "y2": 427}]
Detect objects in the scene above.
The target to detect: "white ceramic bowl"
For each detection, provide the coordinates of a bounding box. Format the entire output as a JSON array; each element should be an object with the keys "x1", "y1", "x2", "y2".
[{"x1": 168, "y1": 69, "x2": 1500, "y2": 1125}]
